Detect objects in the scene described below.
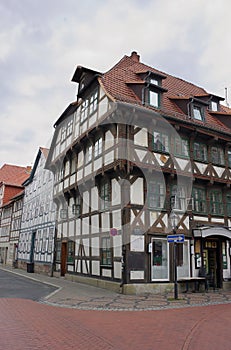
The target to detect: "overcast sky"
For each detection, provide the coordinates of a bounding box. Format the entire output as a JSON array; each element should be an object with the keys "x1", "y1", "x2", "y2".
[{"x1": 1, "y1": 0, "x2": 231, "y2": 168}]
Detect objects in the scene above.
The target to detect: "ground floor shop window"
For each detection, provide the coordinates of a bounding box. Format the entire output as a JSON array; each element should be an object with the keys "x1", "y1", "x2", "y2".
[{"x1": 152, "y1": 238, "x2": 169, "y2": 281}]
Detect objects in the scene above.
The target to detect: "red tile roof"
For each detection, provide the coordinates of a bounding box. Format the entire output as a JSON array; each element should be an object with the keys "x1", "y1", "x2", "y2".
[
  {"x1": 0, "y1": 164, "x2": 31, "y2": 186},
  {"x1": 100, "y1": 52, "x2": 231, "y2": 135}
]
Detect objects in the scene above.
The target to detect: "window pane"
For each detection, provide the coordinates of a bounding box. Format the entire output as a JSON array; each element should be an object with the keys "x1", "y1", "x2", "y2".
[
  {"x1": 193, "y1": 106, "x2": 203, "y2": 120},
  {"x1": 149, "y1": 91, "x2": 159, "y2": 107},
  {"x1": 152, "y1": 239, "x2": 168, "y2": 280}
]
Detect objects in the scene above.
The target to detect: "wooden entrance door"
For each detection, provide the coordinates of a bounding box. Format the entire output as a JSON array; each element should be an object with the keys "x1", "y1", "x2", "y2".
[{"x1": 61, "y1": 242, "x2": 67, "y2": 276}]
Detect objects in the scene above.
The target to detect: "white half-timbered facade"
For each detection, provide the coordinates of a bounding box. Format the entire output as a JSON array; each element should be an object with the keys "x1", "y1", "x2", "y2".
[
  {"x1": 46, "y1": 52, "x2": 231, "y2": 293},
  {"x1": 18, "y1": 148, "x2": 56, "y2": 275}
]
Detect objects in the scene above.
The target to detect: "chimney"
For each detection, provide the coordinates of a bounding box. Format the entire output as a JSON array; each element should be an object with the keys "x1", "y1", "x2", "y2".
[{"x1": 130, "y1": 51, "x2": 140, "y2": 62}]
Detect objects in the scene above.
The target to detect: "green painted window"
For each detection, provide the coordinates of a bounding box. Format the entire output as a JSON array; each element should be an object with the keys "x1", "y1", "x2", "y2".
[
  {"x1": 211, "y1": 146, "x2": 224, "y2": 165},
  {"x1": 153, "y1": 131, "x2": 169, "y2": 152},
  {"x1": 193, "y1": 188, "x2": 207, "y2": 213},
  {"x1": 174, "y1": 138, "x2": 189, "y2": 158},
  {"x1": 101, "y1": 237, "x2": 112, "y2": 266},
  {"x1": 171, "y1": 185, "x2": 187, "y2": 212},
  {"x1": 193, "y1": 142, "x2": 208, "y2": 162},
  {"x1": 99, "y1": 180, "x2": 110, "y2": 210},
  {"x1": 226, "y1": 193, "x2": 231, "y2": 216},
  {"x1": 148, "y1": 180, "x2": 166, "y2": 209},
  {"x1": 210, "y1": 190, "x2": 223, "y2": 215}
]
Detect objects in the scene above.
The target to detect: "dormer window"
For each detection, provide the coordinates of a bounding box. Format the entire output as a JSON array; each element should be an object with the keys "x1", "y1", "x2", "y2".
[
  {"x1": 149, "y1": 90, "x2": 160, "y2": 108},
  {"x1": 210, "y1": 101, "x2": 218, "y2": 112},
  {"x1": 193, "y1": 105, "x2": 204, "y2": 121},
  {"x1": 150, "y1": 78, "x2": 159, "y2": 86}
]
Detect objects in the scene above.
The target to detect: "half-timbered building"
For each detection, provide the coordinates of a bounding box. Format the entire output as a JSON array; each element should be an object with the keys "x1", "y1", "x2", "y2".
[
  {"x1": 18, "y1": 148, "x2": 56, "y2": 275},
  {"x1": 46, "y1": 51, "x2": 231, "y2": 293}
]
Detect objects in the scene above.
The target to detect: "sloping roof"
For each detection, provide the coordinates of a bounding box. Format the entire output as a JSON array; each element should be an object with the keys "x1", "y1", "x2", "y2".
[
  {"x1": 99, "y1": 52, "x2": 231, "y2": 135},
  {"x1": 0, "y1": 164, "x2": 31, "y2": 186}
]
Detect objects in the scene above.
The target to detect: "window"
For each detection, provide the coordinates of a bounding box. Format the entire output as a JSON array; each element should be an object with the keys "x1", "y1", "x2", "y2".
[
  {"x1": 210, "y1": 101, "x2": 218, "y2": 112},
  {"x1": 67, "y1": 120, "x2": 73, "y2": 137},
  {"x1": 211, "y1": 146, "x2": 224, "y2": 165},
  {"x1": 148, "y1": 180, "x2": 166, "y2": 209},
  {"x1": 80, "y1": 89, "x2": 98, "y2": 123},
  {"x1": 94, "y1": 137, "x2": 103, "y2": 158},
  {"x1": 174, "y1": 137, "x2": 189, "y2": 158},
  {"x1": 60, "y1": 126, "x2": 66, "y2": 143},
  {"x1": 99, "y1": 180, "x2": 110, "y2": 210},
  {"x1": 193, "y1": 142, "x2": 208, "y2": 162},
  {"x1": 171, "y1": 185, "x2": 187, "y2": 212},
  {"x1": 85, "y1": 144, "x2": 92, "y2": 164},
  {"x1": 101, "y1": 237, "x2": 112, "y2": 266},
  {"x1": 153, "y1": 131, "x2": 169, "y2": 152},
  {"x1": 226, "y1": 193, "x2": 231, "y2": 216},
  {"x1": 150, "y1": 78, "x2": 159, "y2": 86},
  {"x1": 193, "y1": 105, "x2": 204, "y2": 121},
  {"x1": 193, "y1": 188, "x2": 207, "y2": 213},
  {"x1": 67, "y1": 241, "x2": 75, "y2": 263},
  {"x1": 152, "y1": 238, "x2": 169, "y2": 281},
  {"x1": 177, "y1": 241, "x2": 190, "y2": 278},
  {"x1": 56, "y1": 241, "x2": 61, "y2": 261},
  {"x1": 210, "y1": 190, "x2": 223, "y2": 215},
  {"x1": 72, "y1": 195, "x2": 81, "y2": 217},
  {"x1": 149, "y1": 90, "x2": 159, "y2": 108},
  {"x1": 228, "y1": 148, "x2": 231, "y2": 168}
]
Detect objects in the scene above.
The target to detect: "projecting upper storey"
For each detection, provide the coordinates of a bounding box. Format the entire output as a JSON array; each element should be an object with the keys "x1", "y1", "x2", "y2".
[{"x1": 94, "y1": 51, "x2": 231, "y2": 135}]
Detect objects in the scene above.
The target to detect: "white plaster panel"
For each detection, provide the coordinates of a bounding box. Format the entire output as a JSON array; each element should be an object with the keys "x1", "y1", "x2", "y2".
[
  {"x1": 82, "y1": 239, "x2": 89, "y2": 255},
  {"x1": 70, "y1": 174, "x2": 76, "y2": 185},
  {"x1": 82, "y1": 217, "x2": 90, "y2": 235},
  {"x1": 82, "y1": 191, "x2": 89, "y2": 214},
  {"x1": 92, "y1": 261, "x2": 100, "y2": 275},
  {"x1": 130, "y1": 235, "x2": 144, "y2": 252},
  {"x1": 84, "y1": 163, "x2": 92, "y2": 177},
  {"x1": 175, "y1": 158, "x2": 190, "y2": 171},
  {"x1": 101, "y1": 212, "x2": 110, "y2": 232},
  {"x1": 91, "y1": 215, "x2": 99, "y2": 234},
  {"x1": 76, "y1": 261, "x2": 81, "y2": 273},
  {"x1": 98, "y1": 97, "x2": 108, "y2": 117},
  {"x1": 93, "y1": 157, "x2": 102, "y2": 172},
  {"x1": 69, "y1": 220, "x2": 75, "y2": 237},
  {"x1": 135, "y1": 149, "x2": 147, "y2": 162},
  {"x1": 213, "y1": 166, "x2": 225, "y2": 177},
  {"x1": 114, "y1": 262, "x2": 122, "y2": 279},
  {"x1": 130, "y1": 271, "x2": 144, "y2": 280},
  {"x1": 105, "y1": 130, "x2": 114, "y2": 150},
  {"x1": 131, "y1": 177, "x2": 144, "y2": 205},
  {"x1": 104, "y1": 150, "x2": 114, "y2": 166},
  {"x1": 211, "y1": 218, "x2": 224, "y2": 223},
  {"x1": 89, "y1": 112, "x2": 97, "y2": 127},
  {"x1": 194, "y1": 216, "x2": 208, "y2": 222},
  {"x1": 76, "y1": 219, "x2": 81, "y2": 235},
  {"x1": 91, "y1": 187, "x2": 99, "y2": 211},
  {"x1": 99, "y1": 87, "x2": 106, "y2": 100},
  {"x1": 77, "y1": 169, "x2": 83, "y2": 181},
  {"x1": 91, "y1": 237, "x2": 100, "y2": 255},
  {"x1": 112, "y1": 210, "x2": 121, "y2": 230},
  {"x1": 111, "y1": 179, "x2": 121, "y2": 205},
  {"x1": 134, "y1": 128, "x2": 148, "y2": 147},
  {"x1": 62, "y1": 222, "x2": 68, "y2": 235},
  {"x1": 195, "y1": 162, "x2": 207, "y2": 174},
  {"x1": 82, "y1": 260, "x2": 89, "y2": 274},
  {"x1": 80, "y1": 121, "x2": 87, "y2": 134},
  {"x1": 102, "y1": 269, "x2": 112, "y2": 277},
  {"x1": 113, "y1": 235, "x2": 122, "y2": 257}
]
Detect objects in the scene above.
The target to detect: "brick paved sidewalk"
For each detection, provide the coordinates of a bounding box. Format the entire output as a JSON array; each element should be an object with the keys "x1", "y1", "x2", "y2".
[{"x1": 1, "y1": 266, "x2": 231, "y2": 311}]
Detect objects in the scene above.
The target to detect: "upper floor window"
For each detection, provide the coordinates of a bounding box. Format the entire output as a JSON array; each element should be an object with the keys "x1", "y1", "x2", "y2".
[
  {"x1": 174, "y1": 137, "x2": 189, "y2": 158},
  {"x1": 210, "y1": 190, "x2": 223, "y2": 215},
  {"x1": 228, "y1": 148, "x2": 231, "y2": 168},
  {"x1": 193, "y1": 142, "x2": 208, "y2": 162},
  {"x1": 150, "y1": 78, "x2": 159, "y2": 86},
  {"x1": 60, "y1": 126, "x2": 66, "y2": 143},
  {"x1": 94, "y1": 137, "x2": 103, "y2": 158},
  {"x1": 85, "y1": 144, "x2": 93, "y2": 164},
  {"x1": 149, "y1": 90, "x2": 160, "y2": 108},
  {"x1": 99, "y1": 180, "x2": 110, "y2": 210},
  {"x1": 80, "y1": 88, "x2": 98, "y2": 123},
  {"x1": 193, "y1": 187, "x2": 207, "y2": 213},
  {"x1": 171, "y1": 185, "x2": 187, "y2": 212},
  {"x1": 148, "y1": 180, "x2": 166, "y2": 209},
  {"x1": 67, "y1": 120, "x2": 73, "y2": 137},
  {"x1": 210, "y1": 101, "x2": 218, "y2": 112},
  {"x1": 153, "y1": 131, "x2": 169, "y2": 153},
  {"x1": 211, "y1": 145, "x2": 224, "y2": 165},
  {"x1": 72, "y1": 195, "x2": 82, "y2": 217},
  {"x1": 226, "y1": 193, "x2": 231, "y2": 216},
  {"x1": 193, "y1": 105, "x2": 204, "y2": 121}
]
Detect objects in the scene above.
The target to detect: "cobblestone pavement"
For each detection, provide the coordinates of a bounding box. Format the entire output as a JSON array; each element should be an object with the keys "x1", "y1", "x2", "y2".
[
  {"x1": 1, "y1": 266, "x2": 231, "y2": 311},
  {"x1": 0, "y1": 266, "x2": 231, "y2": 349}
]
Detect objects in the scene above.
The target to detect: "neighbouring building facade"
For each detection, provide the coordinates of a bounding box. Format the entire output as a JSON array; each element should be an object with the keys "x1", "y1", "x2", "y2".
[
  {"x1": 46, "y1": 51, "x2": 231, "y2": 293},
  {"x1": 0, "y1": 164, "x2": 30, "y2": 265},
  {"x1": 18, "y1": 148, "x2": 56, "y2": 275}
]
